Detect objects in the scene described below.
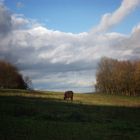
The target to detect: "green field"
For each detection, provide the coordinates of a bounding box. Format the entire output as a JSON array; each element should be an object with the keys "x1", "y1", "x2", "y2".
[{"x1": 0, "y1": 90, "x2": 140, "y2": 140}]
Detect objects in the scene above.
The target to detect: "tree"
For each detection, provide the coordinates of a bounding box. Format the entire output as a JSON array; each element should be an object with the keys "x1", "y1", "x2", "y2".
[
  {"x1": 0, "y1": 60, "x2": 27, "y2": 89},
  {"x1": 96, "y1": 57, "x2": 118, "y2": 94},
  {"x1": 95, "y1": 57, "x2": 140, "y2": 96},
  {"x1": 133, "y1": 61, "x2": 140, "y2": 96}
]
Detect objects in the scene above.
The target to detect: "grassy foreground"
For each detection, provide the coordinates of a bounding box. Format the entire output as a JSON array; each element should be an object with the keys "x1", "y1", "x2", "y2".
[{"x1": 0, "y1": 90, "x2": 140, "y2": 140}]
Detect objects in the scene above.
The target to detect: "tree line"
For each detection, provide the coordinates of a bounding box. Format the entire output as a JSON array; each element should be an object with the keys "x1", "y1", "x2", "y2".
[
  {"x1": 0, "y1": 60, "x2": 32, "y2": 90},
  {"x1": 95, "y1": 57, "x2": 140, "y2": 96}
]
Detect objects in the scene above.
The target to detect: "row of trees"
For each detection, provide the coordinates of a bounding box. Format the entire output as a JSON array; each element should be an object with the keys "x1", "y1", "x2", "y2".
[
  {"x1": 0, "y1": 60, "x2": 32, "y2": 90},
  {"x1": 95, "y1": 57, "x2": 140, "y2": 96}
]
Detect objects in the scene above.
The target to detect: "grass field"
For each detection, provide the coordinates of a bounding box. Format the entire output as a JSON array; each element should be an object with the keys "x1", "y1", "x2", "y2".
[{"x1": 0, "y1": 89, "x2": 140, "y2": 140}]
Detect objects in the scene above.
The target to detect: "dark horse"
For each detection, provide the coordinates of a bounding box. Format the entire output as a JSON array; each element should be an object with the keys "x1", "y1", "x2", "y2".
[{"x1": 64, "y1": 91, "x2": 74, "y2": 101}]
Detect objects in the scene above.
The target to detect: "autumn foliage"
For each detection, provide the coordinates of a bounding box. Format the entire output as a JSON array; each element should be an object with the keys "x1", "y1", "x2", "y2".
[
  {"x1": 95, "y1": 57, "x2": 140, "y2": 96},
  {"x1": 0, "y1": 60, "x2": 27, "y2": 89}
]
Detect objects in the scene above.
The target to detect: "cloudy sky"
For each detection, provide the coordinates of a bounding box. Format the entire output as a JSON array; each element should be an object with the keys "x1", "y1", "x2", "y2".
[{"x1": 0, "y1": 0, "x2": 140, "y2": 92}]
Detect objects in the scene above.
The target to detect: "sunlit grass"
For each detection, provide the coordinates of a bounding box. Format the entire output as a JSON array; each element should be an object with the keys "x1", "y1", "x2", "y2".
[
  {"x1": 0, "y1": 89, "x2": 140, "y2": 107},
  {"x1": 0, "y1": 89, "x2": 140, "y2": 140}
]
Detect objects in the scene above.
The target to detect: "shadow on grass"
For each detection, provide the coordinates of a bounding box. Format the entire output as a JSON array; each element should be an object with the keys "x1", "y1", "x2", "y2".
[
  {"x1": 0, "y1": 95, "x2": 140, "y2": 122},
  {"x1": 0, "y1": 95, "x2": 140, "y2": 140}
]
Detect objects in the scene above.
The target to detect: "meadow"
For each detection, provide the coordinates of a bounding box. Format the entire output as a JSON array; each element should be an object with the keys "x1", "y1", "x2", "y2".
[{"x1": 0, "y1": 89, "x2": 140, "y2": 140}]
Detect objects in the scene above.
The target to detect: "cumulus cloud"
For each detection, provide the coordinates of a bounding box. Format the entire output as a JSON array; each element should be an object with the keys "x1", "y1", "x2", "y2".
[
  {"x1": 11, "y1": 14, "x2": 29, "y2": 29},
  {"x1": 0, "y1": 1, "x2": 140, "y2": 92},
  {"x1": 93, "y1": 0, "x2": 140, "y2": 33}
]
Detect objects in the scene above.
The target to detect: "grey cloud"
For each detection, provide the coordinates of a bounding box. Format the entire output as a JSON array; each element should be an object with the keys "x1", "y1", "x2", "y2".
[
  {"x1": 0, "y1": 2, "x2": 140, "y2": 92},
  {"x1": 0, "y1": 3, "x2": 12, "y2": 37},
  {"x1": 31, "y1": 70, "x2": 94, "y2": 92}
]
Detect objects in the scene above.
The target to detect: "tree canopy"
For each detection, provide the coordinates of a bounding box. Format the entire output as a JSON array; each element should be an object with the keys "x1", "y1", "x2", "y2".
[
  {"x1": 0, "y1": 60, "x2": 28, "y2": 89},
  {"x1": 95, "y1": 57, "x2": 140, "y2": 96}
]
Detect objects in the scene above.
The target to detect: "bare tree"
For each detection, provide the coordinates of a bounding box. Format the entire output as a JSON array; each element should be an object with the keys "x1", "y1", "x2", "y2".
[{"x1": 95, "y1": 57, "x2": 140, "y2": 96}]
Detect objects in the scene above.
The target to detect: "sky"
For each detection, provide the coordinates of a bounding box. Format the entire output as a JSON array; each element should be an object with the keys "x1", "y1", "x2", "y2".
[{"x1": 0, "y1": 0, "x2": 140, "y2": 92}]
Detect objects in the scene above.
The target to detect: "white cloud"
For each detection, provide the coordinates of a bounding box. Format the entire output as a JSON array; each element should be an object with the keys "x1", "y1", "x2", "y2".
[
  {"x1": 93, "y1": 0, "x2": 140, "y2": 33},
  {"x1": 0, "y1": 1, "x2": 140, "y2": 92},
  {"x1": 11, "y1": 14, "x2": 29, "y2": 29}
]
